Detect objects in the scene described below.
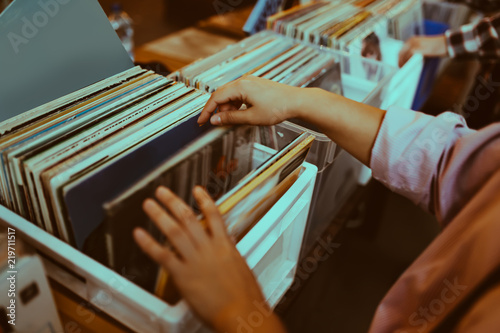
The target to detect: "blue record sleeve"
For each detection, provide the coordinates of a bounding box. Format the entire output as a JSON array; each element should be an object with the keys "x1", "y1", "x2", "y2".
[
  {"x1": 63, "y1": 114, "x2": 213, "y2": 250},
  {"x1": 243, "y1": 0, "x2": 284, "y2": 35}
]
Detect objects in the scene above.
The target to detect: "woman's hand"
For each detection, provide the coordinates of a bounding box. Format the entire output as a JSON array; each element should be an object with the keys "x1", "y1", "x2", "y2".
[
  {"x1": 133, "y1": 186, "x2": 286, "y2": 333},
  {"x1": 198, "y1": 75, "x2": 305, "y2": 126},
  {"x1": 198, "y1": 75, "x2": 384, "y2": 166},
  {"x1": 399, "y1": 35, "x2": 448, "y2": 67}
]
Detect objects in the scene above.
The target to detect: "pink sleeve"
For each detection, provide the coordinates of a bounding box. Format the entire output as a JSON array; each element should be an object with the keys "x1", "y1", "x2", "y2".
[{"x1": 370, "y1": 106, "x2": 500, "y2": 226}]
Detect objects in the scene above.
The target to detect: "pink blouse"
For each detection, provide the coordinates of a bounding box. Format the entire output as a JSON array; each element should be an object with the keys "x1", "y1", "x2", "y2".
[{"x1": 369, "y1": 106, "x2": 500, "y2": 332}]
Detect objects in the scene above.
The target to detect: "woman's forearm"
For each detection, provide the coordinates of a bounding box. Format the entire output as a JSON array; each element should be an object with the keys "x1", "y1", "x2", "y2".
[
  {"x1": 199, "y1": 77, "x2": 386, "y2": 166},
  {"x1": 295, "y1": 88, "x2": 386, "y2": 166}
]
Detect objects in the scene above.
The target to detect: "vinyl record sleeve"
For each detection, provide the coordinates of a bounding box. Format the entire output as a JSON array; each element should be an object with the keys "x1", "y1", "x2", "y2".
[
  {"x1": 0, "y1": 67, "x2": 145, "y2": 137},
  {"x1": 260, "y1": 46, "x2": 311, "y2": 80},
  {"x1": 247, "y1": 44, "x2": 305, "y2": 77},
  {"x1": 286, "y1": 53, "x2": 338, "y2": 88},
  {"x1": 62, "y1": 109, "x2": 214, "y2": 250},
  {"x1": 197, "y1": 38, "x2": 292, "y2": 92},
  {"x1": 23, "y1": 81, "x2": 179, "y2": 232},
  {"x1": 102, "y1": 126, "x2": 255, "y2": 298},
  {"x1": 267, "y1": 2, "x2": 327, "y2": 31},
  {"x1": 273, "y1": 49, "x2": 318, "y2": 83},
  {"x1": 1, "y1": 74, "x2": 165, "y2": 221},
  {"x1": 0, "y1": 0, "x2": 134, "y2": 122},
  {"x1": 176, "y1": 31, "x2": 343, "y2": 96},
  {"x1": 179, "y1": 32, "x2": 275, "y2": 83},
  {"x1": 0, "y1": 72, "x2": 156, "y2": 208},
  {"x1": 36, "y1": 83, "x2": 193, "y2": 233},
  {"x1": 220, "y1": 134, "x2": 314, "y2": 236},
  {"x1": 47, "y1": 91, "x2": 206, "y2": 244},
  {"x1": 191, "y1": 38, "x2": 278, "y2": 89},
  {"x1": 154, "y1": 133, "x2": 313, "y2": 300}
]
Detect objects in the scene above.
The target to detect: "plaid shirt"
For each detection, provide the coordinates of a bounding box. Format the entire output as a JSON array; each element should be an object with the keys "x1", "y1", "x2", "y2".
[
  {"x1": 445, "y1": 13, "x2": 500, "y2": 58},
  {"x1": 450, "y1": 0, "x2": 500, "y2": 12}
]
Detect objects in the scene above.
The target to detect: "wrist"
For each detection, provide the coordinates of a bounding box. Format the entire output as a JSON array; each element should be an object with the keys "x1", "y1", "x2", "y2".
[
  {"x1": 212, "y1": 300, "x2": 260, "y2": 332},
  {"x1": 285, "y1": 86, "x2": 306, "y2": 120},
  {"x1": 292, "y1": 87, "x2": 325, "y2": 120},
  {"x1": 294, "y1": 87, "x2": 341, "y2": 124},
  {"x1": 213, "y1": 299, "x2": 283, "y2": 333}
]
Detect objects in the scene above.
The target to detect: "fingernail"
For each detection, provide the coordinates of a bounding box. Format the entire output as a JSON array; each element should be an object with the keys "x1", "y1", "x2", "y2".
[
  {"x1": 156, "y1": 186, "x2": 170, "y2": 196},
  {"x1": 193, "y1": 186, "x2": 203, "y2": 196},
  {"x1": 133, "y1": 228, "x2": 146, "y2": 241},
  {"x1": 211, "y1": 115, "x2": 221, "y2": 125},
  {"x1": 194, "y1": 186, "x2": 208, "y2": 198},
  {"x1": 143, "y1": 199, "x2": 155, "y2": 210}
]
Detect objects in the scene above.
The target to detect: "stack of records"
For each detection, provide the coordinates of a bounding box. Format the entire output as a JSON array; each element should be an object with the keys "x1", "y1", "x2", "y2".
[
  {"x1": 172, "y1": 31, "x2": 343, "y2": 94},
  {"x1": 267, "y1": 1, "x2": 379, "y2": 48},
  {"x1": 0, "y1": 67, "x2": 209, "y2": 250},
  {"x1": 422, "y1": 1, "x2": 471, "y2": 30},
  {"x1": 1, "y1": 0, "x2": 316, "y2": 307},
  {"x1": 0, "y1": 64, "x2": 315, "y2": 302},
  {"x1": 380, "y1": 0, "x2": 424, "y2": 41},
  {"x1": 267, "y1": 0, "x2": 423, "y2": 48},
  {"x1": 105, "y1": 132, "x2": 314, "y2": 303}
]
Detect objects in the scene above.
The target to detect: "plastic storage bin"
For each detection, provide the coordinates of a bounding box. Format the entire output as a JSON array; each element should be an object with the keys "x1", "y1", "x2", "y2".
[
  {"x1": 362, "y1": 52, "x2": 424, "y2": 110},
  {"x1": 342, "y1": 34, "x2": 425, "y2": 110},
  {"x1": 169, "y1": 30, "x2": 422, "y2": 262},
  {"x1": 170, "y1": 31, "x2": 399, "y2": 107},
  {"x1": 271, "y1": 122, "x2": 362, "y2": 256},
  {"x1": 269, "y1": 51, "x2": 421, "y2": 257},
  {"x1": 0, "y1": 143, "x2": 317, "y2": 333}
]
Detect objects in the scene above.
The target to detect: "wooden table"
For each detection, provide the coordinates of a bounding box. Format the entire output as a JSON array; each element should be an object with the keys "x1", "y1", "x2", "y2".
[{"x1": 134, "y1": 27, "x2": 239, "y2": 72}]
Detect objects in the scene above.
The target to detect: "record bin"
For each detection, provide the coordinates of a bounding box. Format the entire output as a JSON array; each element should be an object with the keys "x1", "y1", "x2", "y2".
[
  {"x1": 272, "y1": 121, "x2": 362, "y2": 256},
  {"x1": 273, "y1": 49, "x2": 422, "y2": 256},
  {"x1": 274, "y1": 47, "x2": 423, "y2": 257},
  {"x1": 267, "y1": 1, "x2": 426, "y2": 110},
  {"x1": 169, "y1": 31, "x2": 401, "y2": 172},
  {"x1": 1, "y1": 1, "x2": 317, "y2": 331},
  {"x1": 170, "y1": 30, "x2": 425, "y2": 259},
  {"x1": 0, "y1": 143, "x2": 317, "y2": 333}
]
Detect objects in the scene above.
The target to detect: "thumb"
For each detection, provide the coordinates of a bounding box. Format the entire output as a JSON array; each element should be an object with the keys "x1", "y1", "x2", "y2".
[
  {"x1": 398, "y1": 49, "x2": 409, "y2": 68},
  {"x1": 211, "y1": 109, "x2": 255, "y2": 126}
]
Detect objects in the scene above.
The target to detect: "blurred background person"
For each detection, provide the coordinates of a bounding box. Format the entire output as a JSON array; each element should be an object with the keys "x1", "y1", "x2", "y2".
[
  {"x1": 361, "y1": 32, "x2": 383, "y2": 81},
  {"x1": 399, "y1": 0, "x2": 500, "y2": 129}
]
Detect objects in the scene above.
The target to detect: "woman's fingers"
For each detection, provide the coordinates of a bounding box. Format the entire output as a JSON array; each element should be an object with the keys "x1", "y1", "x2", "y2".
[
  {"x1": 133, "y1": 228, "x2": 180, "y2": 270},
  {"x1": 218, "y1": 103, "x2": 237, "y2": 113},
  {"x1": 211, "y1": 108, "x2": 256, "y2": 126},
  {"x1": 398, "y1": 46, "x2": 412, "y2": 67},
  {"x1": 198, "y1": 80, "x2": 248, "y2": 125},
  {"x1": 143, "y1": 198, "x2": 197, "y2": 260},
  {"x1": 193, "y1": 186, "x2": 228, "y2": 240},
  {"x1": 155, "y1": 186, "x2": 207, "y2": 247},
  {"x1": 218, "y1": 101, "x2": 243, "y2": 114}
]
